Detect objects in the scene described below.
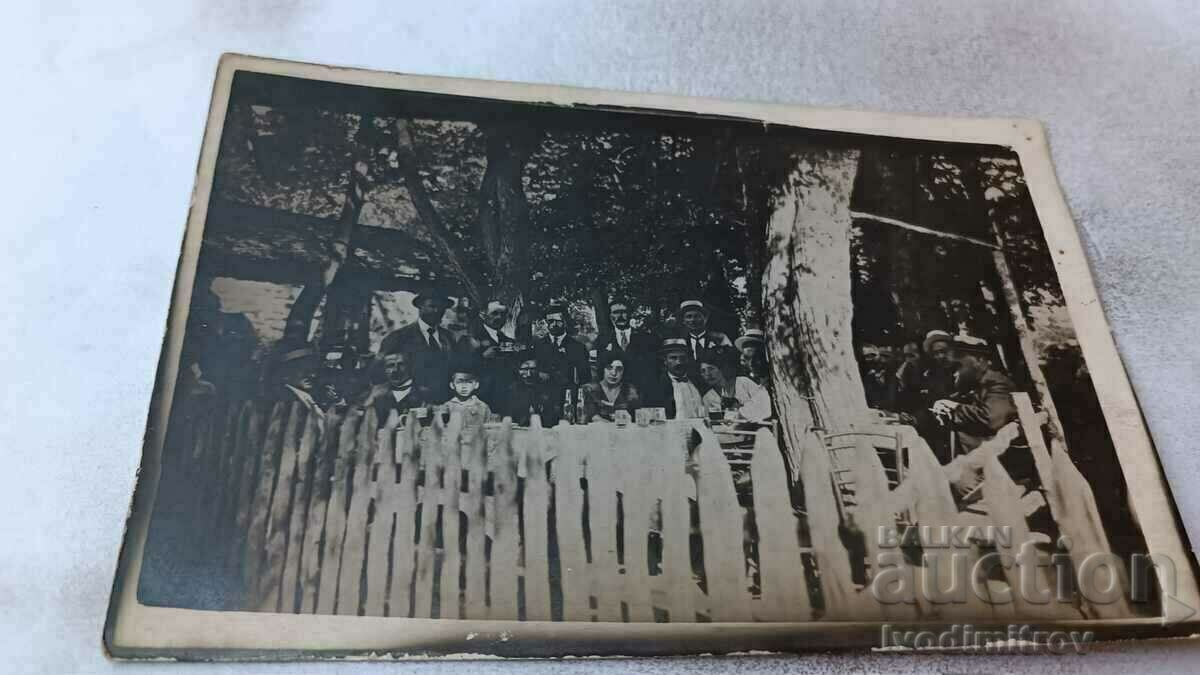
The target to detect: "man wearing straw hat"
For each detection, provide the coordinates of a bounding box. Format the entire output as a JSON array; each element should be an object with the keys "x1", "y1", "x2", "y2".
[
  {"x1": 644, "y1": 337, "x2": 706, "y2": 420},
  {"x1": 676, "y1": 299, "x2": 732, "y2": 362},
  {"x1": 932, "y1": 335, "x2": 1019, "y2": 452}
]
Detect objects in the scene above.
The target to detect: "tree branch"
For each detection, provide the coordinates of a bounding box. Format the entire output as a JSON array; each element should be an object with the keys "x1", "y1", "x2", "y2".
[{"x1": 394, "y1": 117, "x2": 484, "y2": 306}]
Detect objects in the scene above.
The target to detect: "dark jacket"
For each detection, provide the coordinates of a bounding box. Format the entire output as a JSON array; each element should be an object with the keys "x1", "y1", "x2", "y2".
[
  {"x1": 642, "y1": 372, "x2": 705, "y2": 420},
  {"x1": 534, "y1": 335, "x2": 590, "y2": 393},
  {"x1": 593, "y1": 327, "x2": 660, "y2": 393},
  {"x1": 366, "y1": 383, "x2": 429, "y2": 426},
  {"x1": 502, "y1": 380, "x2": 561, "y2": 427},
  {"x1": 456, "y1": 322, "x2": 516, "y2": 408},
  {"x1": 379, "y1": 321, "x2": 456, "y2": 403},
  {"x1": 581, "y1": 382, "x2": 642, "y2": 422},
  {"x1": 676, "y1": 330, "x2": 733, "y2": 360},
  {"x1": 948, "y1": 368, "x2": 1019, "y2": 450}
]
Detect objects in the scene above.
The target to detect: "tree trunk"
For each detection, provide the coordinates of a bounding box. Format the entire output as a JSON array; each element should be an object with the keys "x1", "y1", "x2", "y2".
[
  {"x1": 763, "y1": 148, "x2": 868, "y2": 461},
  {"x1": 477, "y1": 123, "x2": 540, "y2": 332}
]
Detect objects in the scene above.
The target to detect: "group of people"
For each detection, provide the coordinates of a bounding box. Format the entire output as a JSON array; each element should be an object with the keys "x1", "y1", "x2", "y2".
[
  {"x1": 859, "y1": 328, "x2": 1025, "y2": 475},
  {"x1": 269, "y1": 292, "x2": 775, "y2": 430}
]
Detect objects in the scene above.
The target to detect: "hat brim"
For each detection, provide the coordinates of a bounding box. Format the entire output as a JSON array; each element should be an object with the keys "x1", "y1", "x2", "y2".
[
  {"x1": 734, "y1": 336, "x2": 765, "y2": 351},
  {"x1": 413, "y1": 293, "x2": 453, "y2": 308}
]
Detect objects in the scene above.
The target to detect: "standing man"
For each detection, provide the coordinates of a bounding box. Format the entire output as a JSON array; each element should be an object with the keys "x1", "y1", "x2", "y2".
[
  {"x1": 533, "y1": 304, "x2": 590, "y2": 402},
  {"x1": 457, "y1": 299, "x2": 517, "y2": 408},
  {"x1": 378, "y1": 289, "x2": 456, "y2": 403},
  {"x1": 593, "y1": 298, "x2": 660, "y2": 394},
  {"x1": 677, "y1": 299, "x2": 732, "y2": 363}
]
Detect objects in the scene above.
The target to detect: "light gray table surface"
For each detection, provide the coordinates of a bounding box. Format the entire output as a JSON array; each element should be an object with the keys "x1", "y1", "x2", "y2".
[{"x1": 2, "y1": 1, "x2": 1198, "y2": 672}]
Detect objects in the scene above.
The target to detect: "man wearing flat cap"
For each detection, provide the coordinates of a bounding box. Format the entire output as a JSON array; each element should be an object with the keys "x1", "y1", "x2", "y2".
[
  {"x1": 378, "y1": 288, "x2": 456, "y2": 403},
  {"x1": 593, "y1": 298, "x2": 660, "y2": 396},
  {"x1": 677, "y1": 299, "x2": 732, "y2": 362},
  {"x1": 533, "y1": 303, "x2": 590, "y2": 404}
]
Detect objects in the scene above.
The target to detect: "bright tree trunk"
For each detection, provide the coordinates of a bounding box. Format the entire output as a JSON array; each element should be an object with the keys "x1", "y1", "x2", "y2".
[{"x1": 763, "y1": 149, "x2": 868, "y2": 462}]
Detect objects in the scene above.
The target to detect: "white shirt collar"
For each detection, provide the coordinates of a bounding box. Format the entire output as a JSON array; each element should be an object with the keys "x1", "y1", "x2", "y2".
[{"x1": 483, "y1": 324, "x2": 500, "y2": 343}]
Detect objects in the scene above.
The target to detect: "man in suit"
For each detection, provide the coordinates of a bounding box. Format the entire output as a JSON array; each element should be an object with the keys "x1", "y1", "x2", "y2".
[
  {"x1": 365, "y1": 348, "x2": 429, "y2": 424},
  {"x1": 677, "y1": 299, "x2": 732, "y2": 362},
  {"x1": 593, "y1": 298, "x2": 660, "y2": 395},
  {"x1": 643, "y1": 338, "x2": 705, "y2": 420},
  {"x1": 502, "y1": 353, "x2": 561, "y2": 427},
  {"x1": 378, "y1": 289, "x2": 456, "y2": 403},
  {"x1": 533, "y1": 304, "x2": 590, "y2": 402},
  {"x1": 456, "y1": 299, "x2": 517, "y2": 408}
]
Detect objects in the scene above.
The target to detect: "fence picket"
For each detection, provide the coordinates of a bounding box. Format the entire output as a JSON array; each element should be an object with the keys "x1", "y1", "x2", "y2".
[
  {"x1": 654, "y1": 423, "x2": 695, "y2": 623},
  {"x1": 211, "y1": 401, "x2": 242, "y2": 545},
  {"x1": 461, "y1": 421, "x2": 490, "y2": 618},
  {"x1": 299, "y1": 409, "x2": 344, "y2": 613},
  {"x1": 521, "y1": 419, "x2": 553, "y2": 621},
  {"x1": 489, "y1": 421, "x2": 520, "y2": 620},
  {"x1": 279, "y1": 409, "x2": 321, "y2": 613},
  {"x1": 384, "y1": 413, "x2": 422, "y2": 617},
  {"x1": 335, "y1": 408, "x2": 379, "y2": 616},
  {"x1": 750, "y1": 428, "x2": 810, "y2": 622},
  {"x1": 315, "y1": 408, "x2": 364, "y2": 614},
  {"x1": 438, "y1": 412, "x2": 466, "y2": 619},
  {"x1": 1047, "y1": 437, "x2": 1133, "y2": 619},
  {"x1": 226, "y1": 398, "x2": 262, "y2": 566},
  {"x1": 552, "y1": 424, "x2": 591, "y2": 621},
  {"x1": 363, "y1": 409, "x2": 401, "y2": 617},
  {"x1": 412, "y1": 414, "x2": 447, "y2": 618},
  {"x1": 694, "y1": 425, "x2": 752, "y2": 622},
  {"x1": 618, "y1": 426, "x2": 656, "y2": 622},
  {"x1": 585, "y1": 426, "x2": 622, "y2": 621},
  {"x1": 243, "y1": 402, "x2": 289, "y2": 597},
  {"x1": 258, "y1": 402, "x2": 307, "y2": 611}
]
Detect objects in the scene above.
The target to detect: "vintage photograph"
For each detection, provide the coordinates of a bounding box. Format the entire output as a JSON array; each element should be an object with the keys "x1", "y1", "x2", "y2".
[{"x1": 106, "y1": 56, "x2": 1196, "y2": 657}]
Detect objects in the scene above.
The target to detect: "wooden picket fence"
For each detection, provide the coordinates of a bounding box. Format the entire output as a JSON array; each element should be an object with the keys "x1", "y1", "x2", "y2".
[{"x1": 150, "y1": 390, "x2": 1131, "y2": 623}]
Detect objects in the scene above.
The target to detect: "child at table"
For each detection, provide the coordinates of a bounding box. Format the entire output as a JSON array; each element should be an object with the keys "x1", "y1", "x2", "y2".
[{"x1": 444, "y1": 356, "x2": 493, "y2": 426}]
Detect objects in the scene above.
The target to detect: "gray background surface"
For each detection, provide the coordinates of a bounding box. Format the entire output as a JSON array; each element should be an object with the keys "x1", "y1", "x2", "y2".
[{"x1": 2, "y1": 1, "x2": 1198, "y2": 672}]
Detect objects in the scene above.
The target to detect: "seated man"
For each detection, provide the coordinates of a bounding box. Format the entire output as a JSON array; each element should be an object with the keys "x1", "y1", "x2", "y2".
[
  {"x1": 644, "y1": 338, "x2": 706, "y2": 420},
  {"x1": 364, "y1": 348, "x2": 428, "y2": 424},
  {"x1": 933, "y1": 335, "x2": 1039, "y2": 505},
  {"x1": 502, "y1": 354, "x2": 560, "y2": 427}
]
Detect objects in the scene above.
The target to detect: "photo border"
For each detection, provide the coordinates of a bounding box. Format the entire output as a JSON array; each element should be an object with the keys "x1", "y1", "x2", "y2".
[{"x1": 103, "y1": 53, "x2": 1200, "y2": 660}]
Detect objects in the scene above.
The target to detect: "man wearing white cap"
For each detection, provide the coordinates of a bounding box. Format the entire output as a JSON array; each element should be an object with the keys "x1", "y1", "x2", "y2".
[{"x1": 677, "y1": 299, "x2": 732, "y2": 361}]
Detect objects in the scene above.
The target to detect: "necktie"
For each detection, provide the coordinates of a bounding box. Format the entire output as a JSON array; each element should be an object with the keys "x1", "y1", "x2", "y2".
[
  {"x1": 428, "y1": 327, "x2": 440, "y2": 350},
  {"x1": 619, "y1": 330, "x2": 628, "y2": 350}
]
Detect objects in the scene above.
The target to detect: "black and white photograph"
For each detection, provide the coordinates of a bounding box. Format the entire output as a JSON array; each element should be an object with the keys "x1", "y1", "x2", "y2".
[{"x1": 104, "y1": 55, "x2": 1199, "y2": 659}]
